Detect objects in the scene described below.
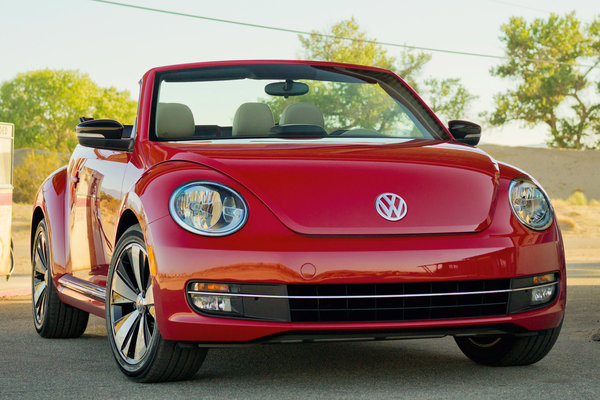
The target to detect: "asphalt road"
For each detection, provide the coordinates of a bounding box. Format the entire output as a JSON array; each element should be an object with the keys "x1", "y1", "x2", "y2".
[{"x1": 0, "y1": 283, "x2": 599, "y2": 400}]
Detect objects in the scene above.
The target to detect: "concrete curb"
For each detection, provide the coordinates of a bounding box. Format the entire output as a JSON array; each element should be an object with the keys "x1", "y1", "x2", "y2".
[
  {"x1": 0, "y1": 275, "x2": 31, "y2": 298},
  {"x1": 0, "y1": 288, "x2": 30, "y2": 298}
]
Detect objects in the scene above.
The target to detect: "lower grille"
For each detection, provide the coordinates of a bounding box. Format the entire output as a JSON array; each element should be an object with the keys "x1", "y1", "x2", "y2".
[{"x1": 287, "y1": 279, "x2": 511, "y2": 323}]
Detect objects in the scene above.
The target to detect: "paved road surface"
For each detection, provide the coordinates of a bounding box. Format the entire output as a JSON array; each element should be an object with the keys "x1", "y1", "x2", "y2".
[{"x1": 0, "y1": 282, "x2": 598, "y2": 399}]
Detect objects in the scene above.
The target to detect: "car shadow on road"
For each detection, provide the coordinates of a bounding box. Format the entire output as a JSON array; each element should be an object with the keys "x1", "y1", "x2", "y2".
[{"x1": 194, "y1": 338, "x2": 550, "y2": 385}]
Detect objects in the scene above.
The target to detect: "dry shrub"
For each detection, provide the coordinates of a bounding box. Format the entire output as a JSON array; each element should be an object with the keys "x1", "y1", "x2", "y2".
[
  {"x1": 557, "y1": 216, "x2": 577, "y2": 231},
  {"x1": 589, "y1": 199, "x2": 600, "y2": 207},
  {"x1": 13, "y1": 150, "x2": 67, "y2": 203},
  {"x1": 551, "y1": 198, "x2": 567, "y2": 208},
  {"x1": 566, "y1": 190, "x2": 588, "y2": 206}
]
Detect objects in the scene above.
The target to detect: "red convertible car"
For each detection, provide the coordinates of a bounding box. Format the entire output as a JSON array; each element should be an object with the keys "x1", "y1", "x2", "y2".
[{"x1": 31, "y1": 60, "x2": 565, "y2": 382}]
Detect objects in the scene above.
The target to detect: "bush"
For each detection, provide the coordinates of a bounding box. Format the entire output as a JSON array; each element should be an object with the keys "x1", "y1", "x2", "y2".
[
  {"x1": 557, "y1": 215, "x2": 577, "y2": 231},
  {"x1": 13, "y1": 150, "x2": 66, "y2": 203},
  {"x1": 565, "y1": 190, "x2": 588, "y2": 206}
]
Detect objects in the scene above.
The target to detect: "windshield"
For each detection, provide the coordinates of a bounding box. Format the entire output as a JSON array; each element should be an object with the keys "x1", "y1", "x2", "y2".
[{"x1": 151, "y1": 64, "x2": 449, "y2": 141}]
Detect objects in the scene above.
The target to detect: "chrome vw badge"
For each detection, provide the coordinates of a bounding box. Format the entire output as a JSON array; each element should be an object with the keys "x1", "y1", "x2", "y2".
[{"x1": 375, "y1": 193, "x2": 407, "y2": 221}]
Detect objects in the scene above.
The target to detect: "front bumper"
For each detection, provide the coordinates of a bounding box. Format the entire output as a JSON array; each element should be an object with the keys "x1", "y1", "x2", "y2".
[{"x1": 146, "y1": 210, "x2": 566, "y2": 343}]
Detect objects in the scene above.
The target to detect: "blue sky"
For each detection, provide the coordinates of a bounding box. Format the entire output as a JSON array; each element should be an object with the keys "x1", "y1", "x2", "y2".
[{"x1": 1, "y1": 0, "x2": 599, "y2": 146}]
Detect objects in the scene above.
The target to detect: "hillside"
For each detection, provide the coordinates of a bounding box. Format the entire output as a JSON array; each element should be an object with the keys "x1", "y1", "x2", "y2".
[{"x1": 480, "y1": 144, "x2": 600, "y2": 200}]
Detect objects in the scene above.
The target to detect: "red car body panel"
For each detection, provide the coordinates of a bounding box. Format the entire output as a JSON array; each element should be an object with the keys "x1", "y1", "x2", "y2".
[
  {"x1": 31, "y1": 60, "x2": 566, "y2": 344},
  {"x1": 142, "y1": 165, "x2": 565, "y2": 341},
  {"x1": 148, "y1": 140, "x2": 499, "y2": 235}
]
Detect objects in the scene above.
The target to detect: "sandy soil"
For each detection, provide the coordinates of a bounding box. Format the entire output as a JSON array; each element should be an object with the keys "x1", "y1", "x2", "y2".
[
  {"x1": 553, "y1": 200, "x2": 600, "y2": 263},
  {"x1": 11, "y1": 203, "x2": 31, "y2": 275}
]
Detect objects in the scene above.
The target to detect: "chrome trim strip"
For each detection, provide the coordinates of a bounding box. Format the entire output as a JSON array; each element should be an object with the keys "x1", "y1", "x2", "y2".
[
  {"x1": 187, "y1": 282, "x2": 558, "y2": 300},
  {"x1": 75, "y1": 132, "x2": 106, "y2": 138},
  {"x1": 58, "y1": 275, "x2": 106, "y2": 302}
]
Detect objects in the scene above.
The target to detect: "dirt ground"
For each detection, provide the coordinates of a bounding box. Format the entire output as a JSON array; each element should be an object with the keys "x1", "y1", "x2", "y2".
[
  {"x1": 553, "y1": 200, "x2": 600, "y2": 263},
  {"x1": 11, "y1": 203, "x2": 30, "y2": 275}
]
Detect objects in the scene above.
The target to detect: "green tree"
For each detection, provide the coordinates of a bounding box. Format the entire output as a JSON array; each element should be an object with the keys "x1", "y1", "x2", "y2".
[
  {"x1": 425, "y1": 78, "x2": 475, "y2": 121},
  {"x1": 589, "y1": 17, "x2": 600, "y2": 147},
  {"x1": 13, "y1": 150, "x2": 66, "y2": 203},
  {"x1": 489, "y1": 12, "x2": 600, "y2": 149},
  {"x1": 266, "y1": 18, "x2": 475, "y2": 126},
  {"x1": 0, "y1": 69, "x2": 137, "y2": 152}
]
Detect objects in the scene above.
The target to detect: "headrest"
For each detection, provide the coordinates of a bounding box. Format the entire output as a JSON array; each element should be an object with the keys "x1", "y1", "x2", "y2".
[
  {"x1": 280, "y1": 102, "x2": 325, "y2": 128},
  {"x1": 156, "y1": 103, "x2": 195, "y2": 139},
  {"x1": 232, "y1": 103, "x2": 275, "y2": 137}
]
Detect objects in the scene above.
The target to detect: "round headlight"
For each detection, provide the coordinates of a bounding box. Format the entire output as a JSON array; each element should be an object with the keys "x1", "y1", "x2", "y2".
[
  {"x1": 508, "y1": 178, "x2": 553, "y2": 231},
  {"x1": 169, "y1": 181, "x2": 248, "y2": 236}
]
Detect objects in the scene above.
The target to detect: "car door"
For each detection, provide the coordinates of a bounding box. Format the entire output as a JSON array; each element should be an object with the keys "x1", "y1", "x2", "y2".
[{"x1": 68, "y1": 146, "x2": 130, "y2": 288}]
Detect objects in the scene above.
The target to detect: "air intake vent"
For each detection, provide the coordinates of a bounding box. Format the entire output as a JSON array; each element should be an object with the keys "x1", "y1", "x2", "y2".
[{"x1": 287, "y1": 279, "x2": 511, "y2": 323}]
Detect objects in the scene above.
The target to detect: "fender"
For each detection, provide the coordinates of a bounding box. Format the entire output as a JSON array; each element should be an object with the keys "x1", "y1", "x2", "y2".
[
  {"x1": 32, "y1": 166, "x2": 69, "y2": 277},
  {"x1": 497, "y1": 161, "x2": 530, "y2": 181},
  {"x1": 116, "y1": 160, "x2": 253, "y2": 267},
  {"x1": 121, "y1": 160, "x2": 251, "y2": 230},
  {"x1": 116, "y1": 160, "x2": 267, "y2": 330}
]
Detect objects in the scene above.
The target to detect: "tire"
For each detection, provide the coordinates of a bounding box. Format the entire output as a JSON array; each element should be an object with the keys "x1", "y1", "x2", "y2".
[
  {"x1": 105, "y1": 225, "x2": 207, "y2": 382},
  {"x1": 32, "y1": 219, "x2": 89, "y2": 338},
  {"x1": 454, "y1": 321, "x2": 562, "y2": 366}
]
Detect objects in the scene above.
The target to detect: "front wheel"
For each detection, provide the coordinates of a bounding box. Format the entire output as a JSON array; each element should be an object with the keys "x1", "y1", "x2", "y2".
[
  {"x1": 105, "y1": 225, "x2": 207, "y2": 382},
  {"x1": 454, "y1": 321, "x2": 562, "y2": 366}
]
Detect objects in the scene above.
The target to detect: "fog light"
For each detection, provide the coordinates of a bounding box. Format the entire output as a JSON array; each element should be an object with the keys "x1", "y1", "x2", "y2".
[
  {"x1": 188, "y1": 281, "x2": 243, "y2": 315},
  {"x1": 509, "y1": 272, "x2": 559, "y2": 313},
  {"x1": 190, "y1": 294, "x2": 232, "y2": 312},
  {"x1": 531, "y1": 285, "x2": 555, "y2": 305}
]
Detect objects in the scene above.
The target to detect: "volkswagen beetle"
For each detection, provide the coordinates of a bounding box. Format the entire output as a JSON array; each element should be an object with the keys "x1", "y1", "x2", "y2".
[{"x1": 31, "y1": 60, "x2": 565, "y2": 382}]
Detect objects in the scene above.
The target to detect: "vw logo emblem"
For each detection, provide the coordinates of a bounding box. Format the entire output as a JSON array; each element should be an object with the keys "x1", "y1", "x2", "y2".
[{"x1": 375, "y1": 193, "x2": 407, "y2": 221}]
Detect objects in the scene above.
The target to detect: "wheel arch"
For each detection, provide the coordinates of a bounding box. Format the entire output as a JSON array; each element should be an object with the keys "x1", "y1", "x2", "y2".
[
  {"x1": 30, "y1": 206, "x2": 45, "y2": 258},
  {"x1": 114, "y1": 209, "x2": 140, "y2": 245},
  {"x1": 31, "y1": 166, "x2": 69, "y2": 276},
  {"x1": 116, "y1": 160, "x2": 225, "y2": 251}
]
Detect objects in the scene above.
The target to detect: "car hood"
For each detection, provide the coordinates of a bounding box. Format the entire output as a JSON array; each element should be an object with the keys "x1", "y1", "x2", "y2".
[{"x1": 162, "y1": 138, "x2": 500, "y2": 235}]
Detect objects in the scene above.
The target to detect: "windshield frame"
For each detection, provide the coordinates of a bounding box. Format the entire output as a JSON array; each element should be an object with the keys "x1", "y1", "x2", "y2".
[{"x1": 149, "y1": 63, "x2": 451, "y2": 142}]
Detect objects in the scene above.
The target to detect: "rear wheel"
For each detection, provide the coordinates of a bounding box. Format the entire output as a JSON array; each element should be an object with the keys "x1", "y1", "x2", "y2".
[
  {"x1": 106, "y1": 225, "x2": 207, "y2": 382},
  {"x1": 454, "y1": 322, "x2": 562, "y2": 366},
  {"x1": 32, "y1": 219, "x2": 89, "y2": 338}
]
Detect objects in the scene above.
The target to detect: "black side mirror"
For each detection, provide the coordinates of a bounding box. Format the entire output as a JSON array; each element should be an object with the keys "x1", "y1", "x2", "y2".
[
  {"x1": 75, "y1": 119, "x2": 133, "y2": 151},
  {"x1": 448, "y1": 120, "x2": 481, "y2": 146}
]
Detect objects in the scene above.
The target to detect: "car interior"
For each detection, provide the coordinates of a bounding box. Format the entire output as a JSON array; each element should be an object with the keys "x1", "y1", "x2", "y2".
[{"x1": 155, "y1": 101, "x2": 336, "y2": 140}]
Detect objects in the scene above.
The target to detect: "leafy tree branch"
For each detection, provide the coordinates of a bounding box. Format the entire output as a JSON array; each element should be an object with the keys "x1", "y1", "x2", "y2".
[{"x1": 489, "y1": 12, "x2": 600, "y2": 149}]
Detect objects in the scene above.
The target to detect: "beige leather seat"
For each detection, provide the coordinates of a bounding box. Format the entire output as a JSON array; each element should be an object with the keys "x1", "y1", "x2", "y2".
[
  {"x1": 156, "y1": 103, "x2": 195, "y2": 139},
  {"x1": 232, "y1": 103, "x2": 275, "y2": 137},
  {"x1": 280, "y1": 102, "x2": 325, "y2": 128}
]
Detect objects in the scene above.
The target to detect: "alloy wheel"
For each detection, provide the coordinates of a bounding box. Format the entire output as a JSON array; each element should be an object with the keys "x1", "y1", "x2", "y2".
[
  {"x1": 32, "y1": 229, "x2": 49, "y2": 328},
  {"x1": 108, "y1": 242, "x2": 155, "y2": 364}
]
